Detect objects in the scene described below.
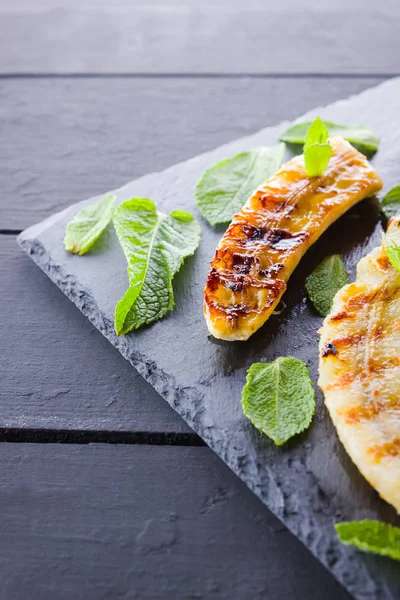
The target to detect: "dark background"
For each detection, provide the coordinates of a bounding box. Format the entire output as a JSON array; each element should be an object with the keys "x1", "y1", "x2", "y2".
[{"x1": 1, "y1": 1, "x2": 399, "y2": 598}]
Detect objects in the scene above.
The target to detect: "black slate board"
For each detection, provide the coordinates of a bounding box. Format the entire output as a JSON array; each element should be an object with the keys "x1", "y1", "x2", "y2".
[{"x1": 19, "y1": 78, "x2": 400, "y2": 600}]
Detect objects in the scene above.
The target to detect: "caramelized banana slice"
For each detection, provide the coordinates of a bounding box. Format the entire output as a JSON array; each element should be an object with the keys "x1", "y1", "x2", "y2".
[
  {"x1": 319, "y1": 218, "x2": 400, "y2": 514},
  {"x1": 204, "y1": 137, "x2": 382, "y2": 341}
]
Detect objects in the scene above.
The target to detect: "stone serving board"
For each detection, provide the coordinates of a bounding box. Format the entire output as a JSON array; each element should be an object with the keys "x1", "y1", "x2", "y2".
[{"x1": 19, "y1": 78, "x2": 400, "y2": 600}]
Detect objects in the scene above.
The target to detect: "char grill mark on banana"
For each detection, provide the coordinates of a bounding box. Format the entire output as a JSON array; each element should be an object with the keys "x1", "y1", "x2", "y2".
[{"x1": 204, "y1": 137, "x2": 383, "y2": 341}]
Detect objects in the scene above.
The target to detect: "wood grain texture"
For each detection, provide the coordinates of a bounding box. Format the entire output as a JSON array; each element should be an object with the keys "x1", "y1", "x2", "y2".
[
  {"x1": 0, "y1": 77, "x2": 383, "y2": 230},
  {"x1": 0, "y1": 443, "x2": 351, "y2": 600},
  {"x1": 0, "y1": 235, "x2": 192, "y2": 434},
  {"x1": 0, "y1": 0, "x2": 399, "y2": 74}
]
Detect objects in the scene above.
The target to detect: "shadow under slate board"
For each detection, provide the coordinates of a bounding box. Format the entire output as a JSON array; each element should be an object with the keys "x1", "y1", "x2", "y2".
[{"x1": 19, "y1": 78, "x2": 400, "y2": 600}]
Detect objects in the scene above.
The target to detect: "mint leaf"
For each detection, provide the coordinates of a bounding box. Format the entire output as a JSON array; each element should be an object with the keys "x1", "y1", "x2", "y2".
[
  {"x1": 381, "y1": 185, "x2": 400, "y2": 223},
  {"x1": 304, "y1": 117, "x2": 329, "y2": 148},
  {"x1": 113, "y1": 198, "x2": 200, "y2": 335},
  {"x1": 196, "y1": 145, "x2": 285, "y2": 226},
  {"x1": 303, "y1": 118, "x2": 333, "y2": 178},
  {"x1": 64, "y1": 194, "x2": 116, "y2": 255},
  {"x1": 304, "y1": 144, "x2": 333, "y2": 178},
  {"x1": 383, "y1": 238, "x2": 400, "y2": 271},
  {"x1": 335, "y1": 521, "x2": 400, "y2": 561},
  {"x1": 241, "y1": 357, "x2": 315, "y2": 446},
  {"x1": 280, "y1": 120, "x2": 379, "y2": 156},
  {"x1": 305, "y1": 255, "x2": 349, "y2": 317}
]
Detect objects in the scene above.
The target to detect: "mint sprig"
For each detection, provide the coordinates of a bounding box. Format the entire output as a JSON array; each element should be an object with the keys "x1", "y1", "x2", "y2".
[
  {"x1": 280, "y1": 120, "x2": 379, "y2": 156},
  {"x1": 305, "y1": 255, "x2": 349, "y2": 317},
  {"x1": 241, "y1": 357, "x2": 315, "y2": 446},
  {"x1": 64, "y1": 194, "x2": 116, "y2": 255},
  {"x1": 113, "y1": 198, "x2": 201, "y2": 335},
  {"x1": 336, "y1": 520, "x2": 400, "y2": 561},
  {"x1": 303, "y1": 117, "x2": 333, "y2": 178},
  {"x1": 196, "y1": 145, "x2": 284, "y2": 226}
]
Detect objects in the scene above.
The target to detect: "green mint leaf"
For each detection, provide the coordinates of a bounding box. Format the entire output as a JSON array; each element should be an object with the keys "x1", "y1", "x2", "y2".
[
  {"x1": 303, "y1": 118, "x2": 333, "y2": 177},
  {"x1": 195, "y1": 145, "x2": 285, "y2": 226},
  {"x1": 381, "y1": 185, "x2": 400, "y2": 223},
  {"x1": 303, "y1": 116, "x2": 329, "y2": 148},
  {"x1": 335, "y1": 521, "x2": 400, "y2": 561},
  {"x1": 64, "y1": 194, "x2": 116, "y2": 255},
  {"x1": 304, "y1": 143, "x2": 333, "y2": 178},
  {"x1": 113, "y1": 198, "x2": 201, "y2": 335},
  {"x1": 241, "y1": 357, "x2": 315, "y2": 446},
  {"x1": 280, "y1": 120, "x2": 379, "y2": 156},
  {"x1": 305, "y1": 255, "x2": 349, "y2": 317},
  {"x1": 383, "y1": 236, "x2": 400, "y2": 271}
]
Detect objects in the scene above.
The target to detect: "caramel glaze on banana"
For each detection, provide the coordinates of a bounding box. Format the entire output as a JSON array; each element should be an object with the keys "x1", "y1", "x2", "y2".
[
  {"x1": 204, "y1": 137, "x2": 383, "y2": 341},
  {"x1": 319, "y1": 217, "x2": 400, "y2": 514}
]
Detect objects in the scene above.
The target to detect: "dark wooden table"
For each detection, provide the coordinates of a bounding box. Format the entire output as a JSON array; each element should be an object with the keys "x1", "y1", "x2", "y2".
[{"x1": 1, "y1": 2, "x2": 399, "y2": 598}]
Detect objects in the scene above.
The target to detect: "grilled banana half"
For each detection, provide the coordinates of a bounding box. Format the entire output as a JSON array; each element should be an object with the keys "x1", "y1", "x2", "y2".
[
  {"x1": 319, "y1": 219, "x2": 400, "y2": 514},
  {"x1": 204, "y1": 137, "x2": 383, "y2": 341}
]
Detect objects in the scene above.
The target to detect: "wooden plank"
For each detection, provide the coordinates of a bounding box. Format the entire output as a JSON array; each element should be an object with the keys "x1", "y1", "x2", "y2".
[
  {"x1": 0, "y1": 235, "x2": 192, "y2": 434},
  {"x1": 0, "y1": 0, "x2": 399, "y2": 74},
  {"x1": 0, "y1": 76, "x2": 383, "y2": 230},
  {"x1": 0, "y1": 442, "x2": 351, "y2": 600},
  {"x1": 3, "y1": 0, "x2": 388, "y2": 7}
]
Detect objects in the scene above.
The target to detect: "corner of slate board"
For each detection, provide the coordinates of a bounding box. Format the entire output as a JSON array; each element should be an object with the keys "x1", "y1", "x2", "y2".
[{"x1": 18, "y1": 77, "x2": 400, "y2": 600}]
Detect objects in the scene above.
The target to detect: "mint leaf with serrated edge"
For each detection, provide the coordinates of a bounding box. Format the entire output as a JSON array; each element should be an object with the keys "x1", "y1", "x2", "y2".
[
  {"x1": 195, "y1": 144, "x2": 285, "y2": 226},
  {"x1": 280, "y1": 120, "x2": 379, "y2": 156},
  {"x1": 381, "y1": 185, "x2": 400, "y2": 223},
  {"x1": 335, "y1": 521, "x2": 400, "y2": 561},
  {"x1": 303, "y1": 117, "x2": 333, "y2": 178},
  {"x1": 305, "y1": 255, "x2": 349, "y2": 317},
  {"x1": 64, "y1": 193, "x2": 116, "y2": 255},
  {"x1": 113, "y1": 198, "x2": 201, "y2": 336},
  {"x1": 241, "y1": 357, "x2": 315, "y2": 446}
]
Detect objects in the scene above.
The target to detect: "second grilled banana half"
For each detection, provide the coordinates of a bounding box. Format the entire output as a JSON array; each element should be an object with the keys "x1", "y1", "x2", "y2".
[
  {"x1": 204, "y1": 137, "x2": 383, "y2": 341},
  {"x1": 319, "y1": 218, "x2": 400, "y2": 514}
]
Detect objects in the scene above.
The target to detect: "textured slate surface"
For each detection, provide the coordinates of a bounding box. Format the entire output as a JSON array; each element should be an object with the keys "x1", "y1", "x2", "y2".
[
  {"x1": 0, "y1": 77, "x2": 383, "y2": 230},
  {"x1": 0, "y1": 443, "x2": 350, "y2": 600},
  {"x1": 1, "y1": 0, "x2": 400, "y2": 74},
  {"x1": 19, "y1": 78, "x2": 400, "y2": 600}
]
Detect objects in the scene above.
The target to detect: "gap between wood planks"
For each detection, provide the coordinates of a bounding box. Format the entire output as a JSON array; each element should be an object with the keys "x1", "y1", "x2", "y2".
[
  {"x1": 0, "y1": 72, "x2": 394, "y2": 79},
  {"x1": 0, "y1": 428, "x2": 205, "y2": 445}
]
